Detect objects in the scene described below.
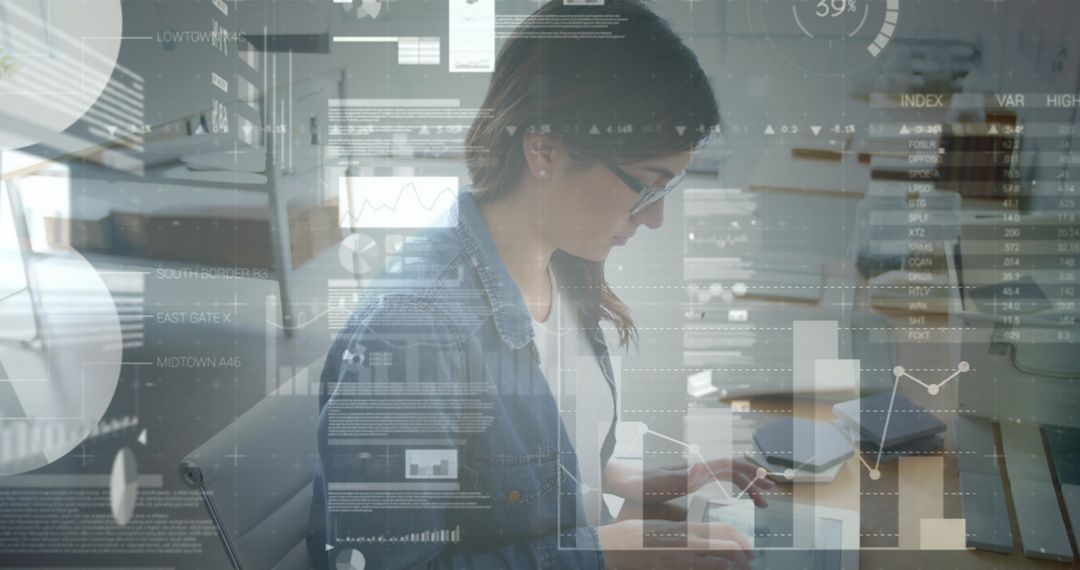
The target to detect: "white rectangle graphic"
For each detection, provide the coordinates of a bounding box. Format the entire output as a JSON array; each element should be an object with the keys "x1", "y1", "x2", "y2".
[
  {"x1": 449, "y1": 0, "x2": 494, "y2": 72},
  {"x1": 405, "y1": 449, "x2": 458, "y2": 479},
  {"x1": 211, "y1": 72, "x2": 229, "y2": 94},
  {"x1": 793, "y1": 320, "x2": 838, "y2": 391},
  {"x1": 398, "y1": 37, "x2": 440, "y2": 65},
  {"x1": 339, "y1": 177, "x2": 458, "y2": 228}
]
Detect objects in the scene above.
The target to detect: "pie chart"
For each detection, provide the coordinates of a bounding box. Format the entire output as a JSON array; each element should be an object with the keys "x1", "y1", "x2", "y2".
[
  {"x1": 335, "y1": 548, "x2": 365, "y2": 570},
  {"x1": 338, "y1": 233, "x2": 380, "y2": 275}
]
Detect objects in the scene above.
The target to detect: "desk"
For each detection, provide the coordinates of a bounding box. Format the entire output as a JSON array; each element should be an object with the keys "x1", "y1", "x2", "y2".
[
  {"x1": 610, "y1": 248, "x2": 1068, "y2": 567},
  {"x1": 747, "y1": 395, "x2": 1066, "y2": 569}
]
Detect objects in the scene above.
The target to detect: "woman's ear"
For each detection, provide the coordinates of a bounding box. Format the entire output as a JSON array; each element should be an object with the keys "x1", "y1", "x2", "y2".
[{"x1": 522, "y1": 134, "x2": 558, "y2": 180}]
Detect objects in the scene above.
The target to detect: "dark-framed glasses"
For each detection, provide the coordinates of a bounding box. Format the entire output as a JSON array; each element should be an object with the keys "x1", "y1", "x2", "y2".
[{"x1": 604, "y1": 162, "x2": 686, "y2": 216}]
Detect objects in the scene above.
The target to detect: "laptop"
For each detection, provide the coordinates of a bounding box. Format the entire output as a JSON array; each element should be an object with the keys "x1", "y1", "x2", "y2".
[{"x1": 688, "y1": 494, "x2": 859, "y2": 570}]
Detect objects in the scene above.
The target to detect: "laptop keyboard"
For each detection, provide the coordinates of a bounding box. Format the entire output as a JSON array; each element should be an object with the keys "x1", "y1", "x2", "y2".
[
  {"x1": 1000, "y1": 422, "x2": 1075, "y2": 562},
  {"x1": 1044, "y1": 425, "x2": 1080, "y2": 557},
  {"x1": 956, "y1": 417, "x2": 1080, "y2": 562},
  {"x1": 955, "y1": 416, "x2": 1014, "y2": 553}
]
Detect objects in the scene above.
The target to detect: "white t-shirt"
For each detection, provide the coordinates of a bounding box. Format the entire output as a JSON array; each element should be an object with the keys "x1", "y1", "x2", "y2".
[{"x1": 531, "y1": 275, "x2": 615, "y2": 526}]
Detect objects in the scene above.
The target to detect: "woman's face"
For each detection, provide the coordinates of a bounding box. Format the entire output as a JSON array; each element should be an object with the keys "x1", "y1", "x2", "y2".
[{"x1": 535, "y1": 144, "x2": 693, "y2": 262}]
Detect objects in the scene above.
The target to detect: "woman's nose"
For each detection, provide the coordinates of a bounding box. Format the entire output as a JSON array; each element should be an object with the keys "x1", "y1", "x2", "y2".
[{"x1": 632, "y1": 198, "x2": 665, "y2": 230}]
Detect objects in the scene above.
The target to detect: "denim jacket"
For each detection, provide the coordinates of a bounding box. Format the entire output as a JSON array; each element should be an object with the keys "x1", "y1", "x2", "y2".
[{"x1": 308, "y1": 191, "x2": 618, "y2": 569}]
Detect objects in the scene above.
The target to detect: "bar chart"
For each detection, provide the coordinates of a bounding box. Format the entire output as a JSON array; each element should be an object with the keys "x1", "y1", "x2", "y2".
[{"x1": 405, "y1": 449, "x2": 458, "y2": 479}]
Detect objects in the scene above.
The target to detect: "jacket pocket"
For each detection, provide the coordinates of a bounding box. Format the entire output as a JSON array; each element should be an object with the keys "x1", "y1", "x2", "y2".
[{"x1": 462, "y1": 448, "x2": 563, "y2": 538}]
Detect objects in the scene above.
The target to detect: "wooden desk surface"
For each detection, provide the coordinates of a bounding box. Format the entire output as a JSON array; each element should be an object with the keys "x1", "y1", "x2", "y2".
[
  {"x1": 744, "y1": 395, "x2": 1069, "y2": 569},
  {"x1": 701, "y1": 270, "x2": 1074, "y2": 568},
  {"x1": 611, "y1": 241, "x2": 1073, "y2": 567}
]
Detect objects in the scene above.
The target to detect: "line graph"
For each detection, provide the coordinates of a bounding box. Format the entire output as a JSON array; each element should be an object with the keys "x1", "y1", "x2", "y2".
[
  {"x1": 615, "y1": 361, "x2": 970, "y2": 487},
  {"x1": 855, "y1": 361, "x2": 970, "y2": 480},
  {"x1": 338, "y1": 176, "x2": 458, "y2": 228},
  {"x1": 621, "y1": 424, "x2": 778, "y2": 501},
  {"x1": 893, "y1": 361, "x2": 968, "y2": 397}
]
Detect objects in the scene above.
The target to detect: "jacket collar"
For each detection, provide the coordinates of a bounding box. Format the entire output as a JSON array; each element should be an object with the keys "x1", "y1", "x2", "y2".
[{"x1": 452, "y1": 191, "x2": 535, "y2": 350}]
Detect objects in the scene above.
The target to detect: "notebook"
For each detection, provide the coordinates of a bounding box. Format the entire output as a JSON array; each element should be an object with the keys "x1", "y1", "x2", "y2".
[
  {"x1": 833, "y1": 393, "x2": 946, "y2": 449},
  {"x1": 753, "y1": 418, "x2": 854, "y2": 473}
]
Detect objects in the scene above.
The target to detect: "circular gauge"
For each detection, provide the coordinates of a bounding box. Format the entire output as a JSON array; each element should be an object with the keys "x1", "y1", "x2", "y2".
[
  {"x1": 746, "y1": 0, "x2": 900, "y2": 76},
  {"x1": 339, "y1": 233, "x2": 380, "y2": 275}
]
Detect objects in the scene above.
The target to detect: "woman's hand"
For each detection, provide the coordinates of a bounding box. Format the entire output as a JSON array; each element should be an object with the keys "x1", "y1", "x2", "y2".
[
  {"x1": 605, "y1": 459, "x2": 776, "y2": 507},
  {"x1": 598, "y1": 519, "x2": 755, "y2": 570}
]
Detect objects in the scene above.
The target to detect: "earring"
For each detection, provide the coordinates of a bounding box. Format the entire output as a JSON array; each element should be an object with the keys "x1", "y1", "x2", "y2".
[{"x1": 537, "y1": 169, "x2": 547, "y2": 179}]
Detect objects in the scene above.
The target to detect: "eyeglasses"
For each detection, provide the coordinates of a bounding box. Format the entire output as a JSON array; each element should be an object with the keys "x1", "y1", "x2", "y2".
[{"x1": 604, "y1": 162, "x2": 686, "y2": 216}]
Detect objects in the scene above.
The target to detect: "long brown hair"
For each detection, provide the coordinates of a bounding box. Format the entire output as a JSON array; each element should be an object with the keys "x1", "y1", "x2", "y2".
[{"x1": 464, "y1": 0, "x2": 721, "y2": 347}]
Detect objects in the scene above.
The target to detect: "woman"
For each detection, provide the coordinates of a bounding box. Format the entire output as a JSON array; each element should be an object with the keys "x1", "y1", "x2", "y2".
[{"x1": 310, "y1": 1, "x2": 773, "y2": 568}]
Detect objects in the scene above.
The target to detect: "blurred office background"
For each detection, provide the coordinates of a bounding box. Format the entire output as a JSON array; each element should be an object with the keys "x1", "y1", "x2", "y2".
[{"x1": 1, "y1": 0, "x2": 1078, "y2": 567}]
